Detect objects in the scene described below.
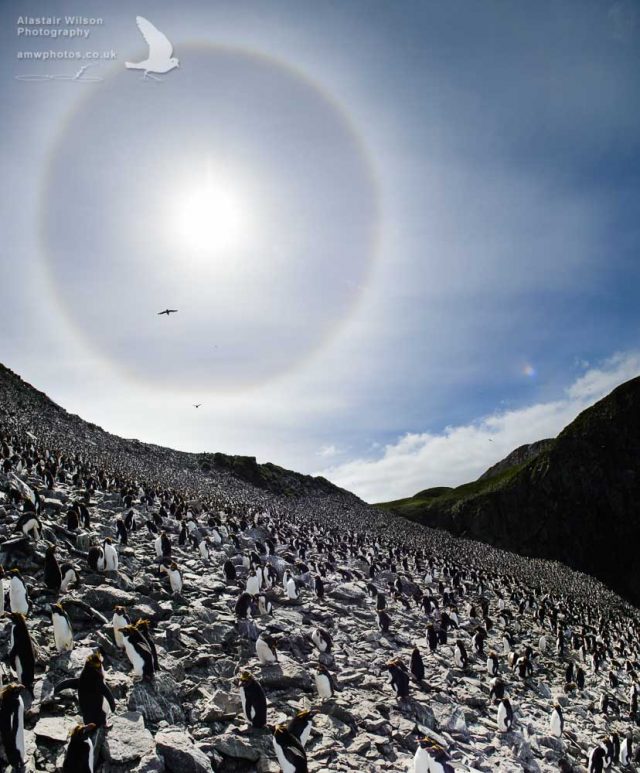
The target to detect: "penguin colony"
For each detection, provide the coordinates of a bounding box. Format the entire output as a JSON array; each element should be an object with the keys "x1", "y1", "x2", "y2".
[{"x1": 0, "y1": 369, "x2": 639, "y2": 771}]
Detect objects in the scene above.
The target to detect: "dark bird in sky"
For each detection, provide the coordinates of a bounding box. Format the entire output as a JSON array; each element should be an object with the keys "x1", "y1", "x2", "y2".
[
  {"x1": 158, "y1": 309, "x2": 178, "y2": 316},
  {"x1": 193, "y1": 404, "x2": 202, "y2": 408}
]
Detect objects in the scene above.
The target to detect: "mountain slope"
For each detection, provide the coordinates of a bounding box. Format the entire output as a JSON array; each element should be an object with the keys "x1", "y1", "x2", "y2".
[
  {"x1": 378, "y1": 376, "x2": 640, "y2": 604},
  {"x1": 0, "y1": 363, "x2": 351, "y2": 501}
]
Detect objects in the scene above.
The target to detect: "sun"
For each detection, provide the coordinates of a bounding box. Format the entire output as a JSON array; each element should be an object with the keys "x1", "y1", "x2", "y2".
[{"x1": 170, "y1": 170, "x2": 250, "y2": 258}]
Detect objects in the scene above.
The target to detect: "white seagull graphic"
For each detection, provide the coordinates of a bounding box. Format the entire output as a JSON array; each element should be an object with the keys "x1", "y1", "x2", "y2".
[{"x1": 125, "y1": 16, "x2": 179, "y2": 80}]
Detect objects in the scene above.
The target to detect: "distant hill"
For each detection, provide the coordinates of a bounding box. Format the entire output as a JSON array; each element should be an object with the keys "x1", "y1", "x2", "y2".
[
  {"x1": 477, "y1": 438, "x2": 554, "y2": 481},
  {"x1": 378, "y1": 376, "x2": 640, "y2": 604},
  {"x1": 0, "y1": 363, "x2": 351, "y2": 501}
]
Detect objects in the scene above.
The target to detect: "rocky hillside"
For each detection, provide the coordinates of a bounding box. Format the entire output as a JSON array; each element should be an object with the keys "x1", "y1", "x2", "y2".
[
  {"x1": 378, "y1": 377, "x2": 640, "y2": 605},
  {"x1": 1, "y1": 363, "x2": 639, "y2": 773},
  {"x1": 477, "y1": 439, "x2": 554, "y2": 482},
  {"x1": 0, "y1": 364, "x2": 351, "y2": 501}
]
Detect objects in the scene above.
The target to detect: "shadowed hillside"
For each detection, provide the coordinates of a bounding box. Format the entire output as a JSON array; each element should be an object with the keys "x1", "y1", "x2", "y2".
[{"x1": 378, "y1": 376, "x2": 640, "y2": 604}]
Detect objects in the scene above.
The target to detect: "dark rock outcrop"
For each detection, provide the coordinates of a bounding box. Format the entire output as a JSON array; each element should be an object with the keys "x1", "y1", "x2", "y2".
[{"x1": 380, "y1": 376, "x2": 640, "y2": 604}]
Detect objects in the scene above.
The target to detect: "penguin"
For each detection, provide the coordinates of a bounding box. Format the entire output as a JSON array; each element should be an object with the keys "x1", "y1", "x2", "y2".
[
  {"x1": 472, "y1": 628, "x2": 486, "y2": 655},
  {"x1": 0, "y1": 682, "x2": 26, "y2": 770},
  {"x1": 178, "y1": 522, "x2": 187, "y2": 546},
  {"x1": 16, "y1": 511, "x2": 42, "y2": 540},
  {"x1": 285, "y1": 576, "x2": 299, "y2": 601},
  {"x1": 8, "y1": 613, "x2": 35, "y2": 692},
  {"x1": 411, "y1": 646, "x2": 425, "y2": 682},
  {"x1": 413, "y1": 737, "x2": 432, "y2": 773},
  {"x1": 601, "y1": 736, "x2": 614, "y2": 768},
  {"x1": 453, "y1": 639, "x2": 468, "y2": 670},
  {"x1": 415, "y1": 739, "x2": 455, "y2": 773},
  {"x1": 489, "y1": 676, "x2": 505, "y2": 703},
  {"x1": 120, "y1": 625, "x2": 155, "y2": 679},
  {"x1": 223, "y1": 560, "x2": 237, "y2": 582},
  {"x1": 314, "y1": 664, "x2": 336, "y2": 701},
  {"x1": 271, "y1": 723, "x2": 308, "y2": 773},
  {"x1": 112, "y1": 606, "x2": 130, "y2": 648},
  {"x1": 426, "y1": 623, "x2": 438, "y2": 653},
  {"x1": 60, "y1": 563, "x2": 78, "y2": 593},
  {"x1": 620, "y1": 736, "x2": 632, "y2": 767},
  {"x1": 160, "y1": 560, "x2": 183, "y2": 594},
  {"x1": 497, "y1": 698, "x2": 513, "y2": 732},
  {"x1": 66, "y1": 507, "x2": 80, "y2": 531},
  {"x1": 54, "y1": 651, "x2": 115, "y2": 726},
  {"x1": 62, "y1": 723, "x2": 96, "y2": 773},
  {"x1": 256, "y1": 633, "x2": 278, "y2": 665},
  {"x1": 103, "y1": 538, "x2": 118, "y2": 571},
  {"x1": 311, "y1": 627, "x2": 332, "y2": 654},
  {"x1": 87, "y1": 546, "x2": 105, "y2": 572},
  {"x1": 487, "y1": 651, "x2": 499, "y2": 677},
  {"x1": 51, "y1": 603, "x2": 74, "y2": 652},
  {"x1": 587, "y1": 744, "x2": 606, "y2": 773},
  {"x1": 155, "y1": 532, "x2": 171, "y2": 559},
  {"x1": 377, "y1": 609, "x2": 391, "y2": 633},
  {"x1": 8, "y1": 570, "x2": 29, "y2": 615},
  {"x1": 0, "y1": 565, "x2": 4, "y2": 614},
  {"x1": 134, "y1": 619, "x2": 159, "y2": 671},
  {"x1": 44, "y1": 545, "x2": 63, "y2": 591},
  {"x1": 385, "y1": 659, "x2": 410, "y2": 699},
  {"x1": 198, "y1": 538, "x2": 209, "y2": 562},
  {"x1": 115, "y1": 517, "x2": 128, "y2": 545},
  {"x1": 550, "y1": 703, "x2": 564, "y2": 738},
  {"x1": 238, "y1": 672, "x2": 267, "y2": 728},
  {"x1": 257, "y1": 595, "x2": 273, "y2": 616},
  {"x1": 314, "y1": 575, "x2": 325, "y2": 600},
  {"x1": 287, "y1": 709, "x2": 315, "y2": 748},
  {"x1": 246, "y1": 567, "x2": 262, "y2": 596},
  {"x1": 235, "y1": 592, "x2": 253, "y2": 620}
]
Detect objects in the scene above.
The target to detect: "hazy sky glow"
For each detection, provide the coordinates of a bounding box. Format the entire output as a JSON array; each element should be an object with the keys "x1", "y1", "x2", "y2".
[{"x1": 1, "y1": 1, "x2": 639, "y2": 502}]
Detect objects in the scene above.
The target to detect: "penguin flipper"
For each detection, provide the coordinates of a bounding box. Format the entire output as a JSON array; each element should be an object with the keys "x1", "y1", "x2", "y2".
[
  {"x1": 54, "y1": 677, "x2": 79, "y2": 694},
  {"x1": 102, "y1": 682, "x2": 116, "y2": 711}
]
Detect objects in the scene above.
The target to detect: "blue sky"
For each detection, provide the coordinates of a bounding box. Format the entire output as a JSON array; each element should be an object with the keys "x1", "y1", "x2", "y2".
[{"x1": 1, "y1": 1, "x2": 639, "y2": 501}]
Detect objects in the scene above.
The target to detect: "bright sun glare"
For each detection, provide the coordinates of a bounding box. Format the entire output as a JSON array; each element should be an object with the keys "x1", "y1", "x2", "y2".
[{"x1": 172, "y1": 174, "x2": 249, "y2": 257}]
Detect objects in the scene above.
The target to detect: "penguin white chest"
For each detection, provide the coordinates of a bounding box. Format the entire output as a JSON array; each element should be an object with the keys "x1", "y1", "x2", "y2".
[
  {"x1": 286, "y1": 579, "x2": 298, "y2": 600},
  {"x1": 272, "y1": 737, "x2": 296, "y2": 773},
  {"x1": 15, "y1": 696, "x2": 26, "y2": 763},
  {"x1": 123, "y1": 637, "x2": 145, "y2": 676},
  {"x1": 246, "y1": 574, "x2": 261, "y2": 595},
  {"x1": 52, "y1": 613, "x2": 74, "y2": 652},
  {"x1": 10, "y1": 579, "x2": 29, "y2": 614},
  {"x1": 315, "y1": 673, "x2": 332, "y2": 699},
  {"x1": 256, "y1": 638, "x2": 276, "y2": 664},
  {"x1": 412, "y1": 746, "x2": 430, "y2": 773},
  {"x1": 550, "y1": 709, "x2": 563, "y2": 737},
  {"x1": 113, "y1": 615, "x2": 127, "y2": 647},
  {"x1": 239, "y1": 686, "x2": 256, "y2": 721},
  {"x1": 169, "y1": 570, "x2": 182, "y2": 593},
  {"x1": 104, "y1": 545, "x2": 118, "y2": 571},
  {"x1": 60, "y1": 568, "x2": 76, "y2": 592}
]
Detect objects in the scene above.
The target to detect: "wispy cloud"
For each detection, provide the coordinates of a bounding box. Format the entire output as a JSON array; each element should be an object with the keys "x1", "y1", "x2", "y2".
[
  {"x1": 317, "y1": 351, "x2": 640, "y2": 504},
  {"x1": 317, "y1": 444, "x2": 344, "y2": 458}
]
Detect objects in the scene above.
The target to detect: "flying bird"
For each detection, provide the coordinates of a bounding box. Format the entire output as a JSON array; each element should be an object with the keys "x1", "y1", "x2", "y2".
[
  {"x1": 157, "y1": 309, "x2": 178, "y2": 316},
  {"x1": 193, "y1": 404, "x2": 202, "y2": 408},
  {"x1": 125, "y1": 16, "x2": 180, "y2": 80}
]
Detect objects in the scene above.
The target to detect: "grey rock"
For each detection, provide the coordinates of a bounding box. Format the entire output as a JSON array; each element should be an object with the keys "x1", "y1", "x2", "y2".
[
  {"x1": 155, "y1": 729, "x2": 212, "y2": 773},
  {"x1": 104, "y1": 712, "x2": 155, "y2": 765}
]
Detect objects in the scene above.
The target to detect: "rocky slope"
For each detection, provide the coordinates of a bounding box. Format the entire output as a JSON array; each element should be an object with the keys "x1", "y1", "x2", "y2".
[
  {"x1": 378, "y1": 377, "x2": 640, "y2": 606},
  {"x1": 477, "y1": 440, "x2": 554, "y2": 482},
  {"x1": 0, "y1": 364, "x2": 639, "y2": 773}
]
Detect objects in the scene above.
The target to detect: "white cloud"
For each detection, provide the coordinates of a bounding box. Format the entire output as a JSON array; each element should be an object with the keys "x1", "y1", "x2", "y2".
[
  {"x1": 317, "y1": 444, "x2": 343, "y2": 458},
  {"x1": 317, "y1": 351, "x2": 640, "y2": 504}
]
